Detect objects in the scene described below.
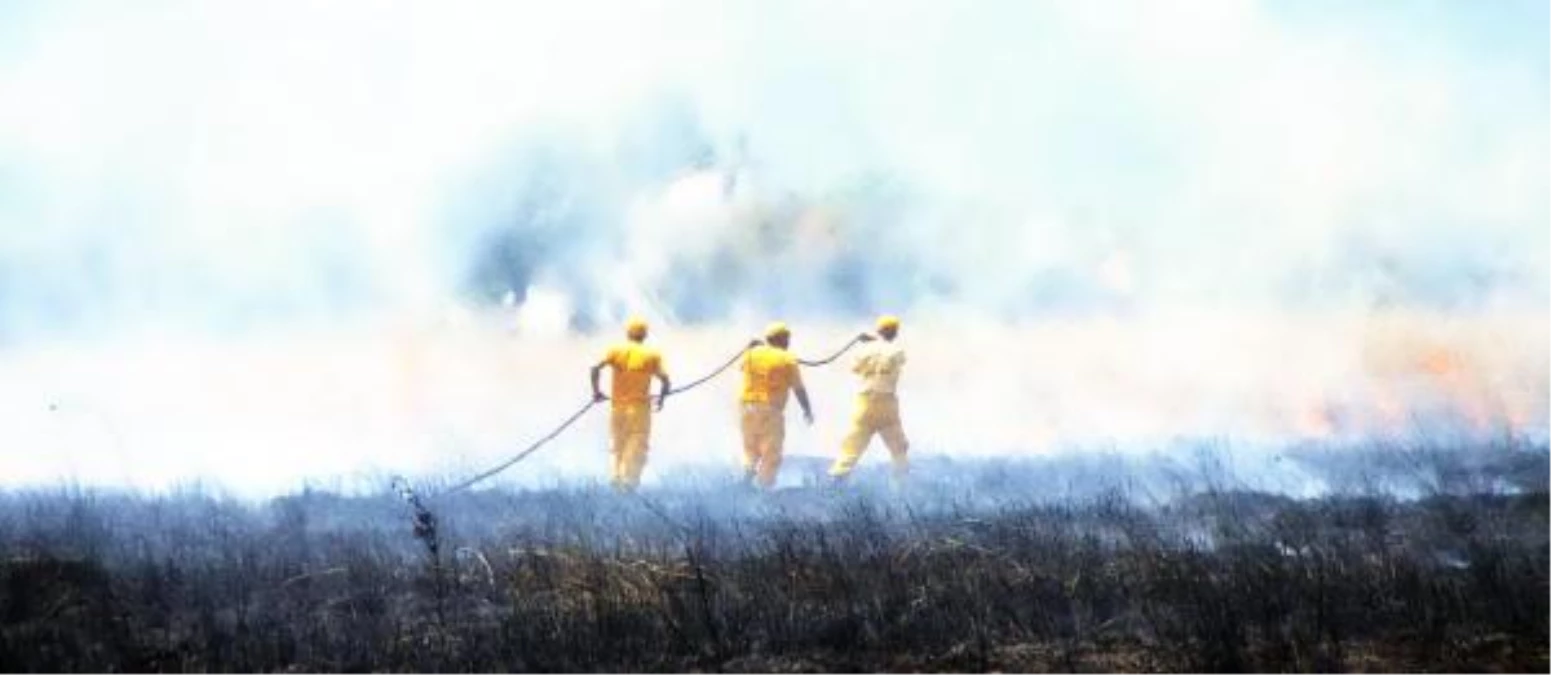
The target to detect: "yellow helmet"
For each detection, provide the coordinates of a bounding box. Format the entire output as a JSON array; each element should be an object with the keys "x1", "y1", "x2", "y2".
[
  {"x1": 764, "y1": 321, "x2": 790, "y2": 339},
  {"x1": 876, "y1": 314, "x2": 901, "y2": 332},
  {"x1": 625, "y1": 316, "x2": 649, "y2": 340}
]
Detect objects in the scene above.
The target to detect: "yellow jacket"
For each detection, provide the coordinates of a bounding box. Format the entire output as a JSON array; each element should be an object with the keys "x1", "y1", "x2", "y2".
[
  {"x1": 601, "y1": 342, "x2": 666, "y2": 405},
  {"x1": 852, "y1": 341, "x2": 906, "y2": 395},
  {"x1": 740, "y1": 344, "x2": 803, "y2": 408}
]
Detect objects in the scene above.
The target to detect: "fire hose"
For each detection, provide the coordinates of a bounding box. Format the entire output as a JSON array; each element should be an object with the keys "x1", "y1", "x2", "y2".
[{"x1": 427, "y1": 333, "x2": 866, "y2": 498}]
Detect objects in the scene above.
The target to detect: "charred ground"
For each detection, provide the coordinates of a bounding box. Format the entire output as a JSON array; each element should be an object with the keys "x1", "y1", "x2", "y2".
[{"x1": 1, "y1": 438, "x2": 1546, "y2": 672}]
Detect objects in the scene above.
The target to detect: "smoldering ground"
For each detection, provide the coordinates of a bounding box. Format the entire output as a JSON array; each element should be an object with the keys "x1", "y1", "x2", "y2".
[{"x1": 1, "y1": 438, "x2": 1546, "y2": 672}]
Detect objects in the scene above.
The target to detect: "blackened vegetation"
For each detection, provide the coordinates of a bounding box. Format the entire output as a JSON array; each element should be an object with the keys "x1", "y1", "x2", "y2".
[
  {"x1": 392, "y1": 475, "x2": 448, "y2": 630},
  {"x1": 0, "y1": 441, "x2": 1545, "y2": 672}
]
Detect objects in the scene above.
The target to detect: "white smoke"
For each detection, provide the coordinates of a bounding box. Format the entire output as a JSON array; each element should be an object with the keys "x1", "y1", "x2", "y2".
[{"x1": 0, "y1": 0, "x2": 1544, "y2": 496}]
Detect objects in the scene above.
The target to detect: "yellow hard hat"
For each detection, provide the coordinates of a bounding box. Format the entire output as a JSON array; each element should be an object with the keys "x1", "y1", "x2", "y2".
[
  {"x1": 876, "y1": 314, "x2": 901, "y2": 331},
  {"x1": 764, "y1": 321, "x2": 790, "y2": 339},
  {"x1": 625, "y1": 316, "x2": 649, "y2": 339}
]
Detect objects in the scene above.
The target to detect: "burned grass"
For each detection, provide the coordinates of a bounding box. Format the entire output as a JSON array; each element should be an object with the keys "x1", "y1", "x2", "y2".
[{"x1": 0, "y1": 440, "x2": 1545, "y2": 672}]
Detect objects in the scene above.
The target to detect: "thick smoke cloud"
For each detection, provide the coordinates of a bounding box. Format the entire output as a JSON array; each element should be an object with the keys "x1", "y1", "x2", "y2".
[
  {"x1": 1, "y1": 0, "x2": 1545, "y2": 333},
  {"x1": 0, "y1": 0, "x2": 1544, "y2": 495}
]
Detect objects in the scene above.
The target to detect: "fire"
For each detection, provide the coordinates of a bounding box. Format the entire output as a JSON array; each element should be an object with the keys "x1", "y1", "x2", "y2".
[
  {"x1": 1297, "y1": 404, "x2": 1336, "y2": 439},
  {"x1": 1355, "y1": 322, "x2": 1532, "y2": 434},
  {"x1": 1276, "y1": 311, "x2": 1549, "y2": 440}
]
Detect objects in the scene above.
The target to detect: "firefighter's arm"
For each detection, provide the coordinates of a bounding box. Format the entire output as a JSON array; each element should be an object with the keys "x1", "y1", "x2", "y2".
[
  {"x1": 851, "y1": 331, "x2": 878, "y2": 374},
  {"x1": 791, "y1": 363, "x2": 813, "y2": 425},
  {"x1": 852, "y1": 349, "x2": 874, "y2": 375},
  {"x1": 589, "y1": 354, "x2": 611, "y2": 402},
  {"x1": 654, "y1": 372, "x2": 671, "y2": 411},
  {"x1": 794, "y1": 385, "x2": 814, "y2": 426}
]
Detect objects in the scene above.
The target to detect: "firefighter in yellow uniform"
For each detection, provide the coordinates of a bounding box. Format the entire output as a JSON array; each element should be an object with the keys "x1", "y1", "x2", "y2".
[
  {"x1": 828, "y1": 315, "x2": 909, "y2": 484},
  {"x1": 739, "y1": 322, "x2": 814, "y2": 489},
  {"x1": 589, "y1": 317, "x2": 671, "y2": 493}
]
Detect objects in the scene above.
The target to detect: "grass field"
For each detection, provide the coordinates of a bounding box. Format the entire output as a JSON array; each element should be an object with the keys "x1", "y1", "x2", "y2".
[{"x1": 1, "y1": 438, "x2": 1545, "y2": 672}]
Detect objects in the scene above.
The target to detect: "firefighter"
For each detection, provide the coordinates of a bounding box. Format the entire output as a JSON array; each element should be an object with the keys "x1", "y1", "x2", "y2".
[
  {"x1": 589, "y1": 317, "x2": 671, "y2": 493},
  {"x1": 828, "y1": 315, "x2": 909, "y2": 484},
  {"x1": 739, "y1": 321, "x2": 814, "y2": 489}
]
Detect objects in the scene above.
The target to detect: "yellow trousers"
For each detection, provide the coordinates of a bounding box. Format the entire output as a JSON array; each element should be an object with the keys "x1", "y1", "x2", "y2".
[
  {"x1": 828, "y1": 393, "x2": 909, "y2": 480},
  {"x1": 740, "y1": 402, "x2": 786, "y2": 489},
  {"x1": 609, "y1": 403, "x2": 652, "y2": 491}
]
